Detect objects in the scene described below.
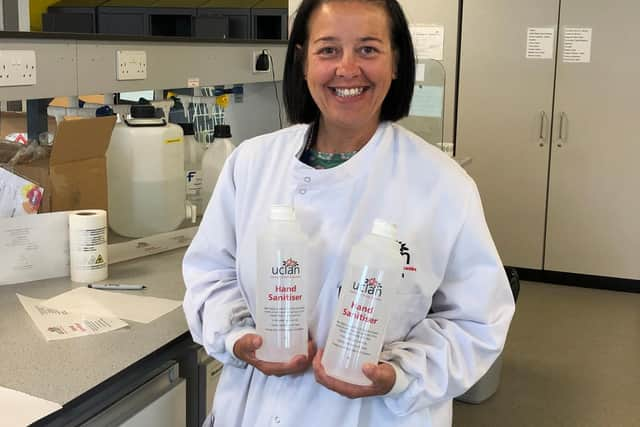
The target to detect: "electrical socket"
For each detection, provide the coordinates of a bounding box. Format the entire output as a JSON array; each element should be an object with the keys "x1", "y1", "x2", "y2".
[
  {"x1": 116, "y1": 50, "x2": 147, "y2": 81},
  {"x1": 0, "y1": 50, "x2": 37, "y2": 87},
  {"x1": 252, "y1": 50, "x2": 271, "y2": 73}
]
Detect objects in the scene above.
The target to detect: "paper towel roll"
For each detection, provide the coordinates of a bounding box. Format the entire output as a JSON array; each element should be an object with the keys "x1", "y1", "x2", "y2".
[{"x1": 69, "y1": 210, "x2": 108, "y2": 283}]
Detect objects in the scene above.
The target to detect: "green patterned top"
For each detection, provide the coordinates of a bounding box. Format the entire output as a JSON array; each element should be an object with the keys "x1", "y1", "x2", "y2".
[
  {"x1": 300, "y1": 147, "x2": 358, "y2": 169},
  {"x1": 299, "y1": 122, "x2": 359, "y2": 169}
]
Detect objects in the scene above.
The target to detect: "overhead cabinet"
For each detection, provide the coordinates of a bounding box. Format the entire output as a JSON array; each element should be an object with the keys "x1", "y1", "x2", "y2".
[
  {"x1": 42, "y1": 0, "x2": 107, "y2": 34},
  {"x1": 97, "y1": 0, "x2": 157, "y2": 36},
  {"x1": 456, "y1": 0, "x2": 640, "y2": 280},
  {"x1": 251, "y1": 0, "x2": 287, "y2": 40},
  {"x1": 42, "y1": 0, "x2": 288, "y2": 40},
  {"x1": 97, "y1": 0, "x2": 200, "y2": 37},
  {"x1": 195, "y1": 0, "x2": 255, "y2": 40}
]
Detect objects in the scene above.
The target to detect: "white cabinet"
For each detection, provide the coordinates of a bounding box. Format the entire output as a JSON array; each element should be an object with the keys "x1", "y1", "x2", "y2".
[{"x1": 457, "y1": 0, "x2": 640, "y2": 280}]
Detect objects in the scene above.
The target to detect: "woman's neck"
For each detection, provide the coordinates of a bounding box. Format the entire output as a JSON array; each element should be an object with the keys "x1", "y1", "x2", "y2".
[{"x1": 314, "y1": 118, "x2": 380, "y2": 153}]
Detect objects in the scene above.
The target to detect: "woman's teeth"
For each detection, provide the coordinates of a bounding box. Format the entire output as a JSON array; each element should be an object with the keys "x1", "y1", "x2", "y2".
[{"x1": 334, "y1": 88, "x2": 364, "y2": 97}]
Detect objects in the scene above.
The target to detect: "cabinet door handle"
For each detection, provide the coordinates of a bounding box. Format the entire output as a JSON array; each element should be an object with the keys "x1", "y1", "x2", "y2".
[
  {"x1": 539, "y1": 111, "x2": 547, "y2": 144},
  {"x1": 558, "y1": 112, "x2": 568, "y2": 146}
]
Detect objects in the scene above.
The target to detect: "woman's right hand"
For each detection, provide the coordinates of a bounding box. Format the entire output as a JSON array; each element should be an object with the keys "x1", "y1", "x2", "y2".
[{"x1": 233, "y1": 334, "x2": 316, "y2": 377}]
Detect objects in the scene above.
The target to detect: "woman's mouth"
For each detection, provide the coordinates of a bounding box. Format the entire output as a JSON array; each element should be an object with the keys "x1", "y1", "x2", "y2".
[{"x1": 331, "y1": 87, "x2": 368, "y2": 98}]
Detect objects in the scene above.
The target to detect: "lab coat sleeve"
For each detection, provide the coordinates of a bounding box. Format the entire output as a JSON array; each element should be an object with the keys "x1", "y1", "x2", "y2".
[
  {"x1": 379, "y1": 180, "x2": 515, "y2": 415},
  {"x1": 182, "y1": 149, "x2": 255, "y2": 367}
]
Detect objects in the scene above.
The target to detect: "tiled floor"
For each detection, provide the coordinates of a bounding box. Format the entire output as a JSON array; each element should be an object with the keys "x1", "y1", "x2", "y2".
[{"x1": 453, "y1": 281, "x2": 640, "y2": 427}]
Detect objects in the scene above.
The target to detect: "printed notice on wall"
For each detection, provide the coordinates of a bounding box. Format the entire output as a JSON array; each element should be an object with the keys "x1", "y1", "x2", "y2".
[
  {"x1": 409, "y1": 85, "x2": 444, "y2": 118},
  {"x1": 526, "y1": 27, "x2": 555, "y2": 59},
  {"x1": 410, "y1": 25, "x2": 444, "y2": 61},
  {"x1": 563, "y1": 28, "x2": 592, "y2": 63}
]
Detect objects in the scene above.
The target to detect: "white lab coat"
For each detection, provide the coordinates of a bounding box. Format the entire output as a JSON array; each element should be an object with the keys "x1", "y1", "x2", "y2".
[{"x1": 183, "y1": 122, "x2": 515, "y2": 427}]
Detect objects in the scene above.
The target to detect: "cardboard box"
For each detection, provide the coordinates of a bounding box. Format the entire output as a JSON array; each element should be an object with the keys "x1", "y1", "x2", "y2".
[{"x1": 10, "y1": 116, "x2": 116, "y2": 213}]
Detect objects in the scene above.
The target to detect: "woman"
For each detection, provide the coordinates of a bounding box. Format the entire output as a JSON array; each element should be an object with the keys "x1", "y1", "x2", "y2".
[{"x1": 183, "y1": 0, "x2": 515, "y2": 426}]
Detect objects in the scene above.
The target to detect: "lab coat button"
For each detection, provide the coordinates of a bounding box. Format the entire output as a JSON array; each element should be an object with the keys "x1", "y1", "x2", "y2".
[
  {"x1": 299, "y1": 189, "x2": 307, "y2": 195},
  {"x1": 273, "y1": 416, "x2": 281, "y2": 424},
  {"x1": 304, "y1": 176, "x2": 311, "y2": 183}
]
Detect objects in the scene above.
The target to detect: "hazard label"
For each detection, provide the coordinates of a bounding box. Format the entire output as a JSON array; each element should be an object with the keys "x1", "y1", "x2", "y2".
[{"x1": 95, "y1": 254, "x2": 104, "y2": 264}]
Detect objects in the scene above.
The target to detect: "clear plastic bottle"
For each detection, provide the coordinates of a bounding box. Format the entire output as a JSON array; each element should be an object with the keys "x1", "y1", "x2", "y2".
[
  {"x1": 180, "y1": 123, "x2": 206, "y2": 215},
  {"x1": 201, "y1": 124, "x2": 235, "y2": 211},
  {"x1": 255, "y1": 205, "x2": 308, "y2": 362},
  {"x1": 322, "y1": 220, "x2": 403, "y2": 385},
  {"x1": 107, "y1": 105, "x2": 185, "y2": 238}
]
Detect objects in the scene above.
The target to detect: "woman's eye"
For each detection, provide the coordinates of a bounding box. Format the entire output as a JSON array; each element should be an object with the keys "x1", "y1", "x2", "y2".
[
  {"x1": 360, "y1": 46, "x2": 378, "y2": 55},
  {"x1": 318, "y1": 47, "x2": 337, "y2": 56}
]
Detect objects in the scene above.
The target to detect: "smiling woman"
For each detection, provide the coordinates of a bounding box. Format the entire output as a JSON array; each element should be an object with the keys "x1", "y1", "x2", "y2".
[
  {"x1": 182, "y1": 1, "x2": 515, "y2": 426},
  {"x1": 301, "y1": 2, "x2": 396, "y2": 153},
  {"x1": 284, "y1": 0, "x2": 415, "y2": 129}
]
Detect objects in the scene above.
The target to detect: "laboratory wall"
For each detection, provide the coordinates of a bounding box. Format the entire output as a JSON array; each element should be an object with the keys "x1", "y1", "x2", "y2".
[
  {"x1": 223, "y1": 81, "x2": 286, "y2": 145},
  {"x1": 287, "y1": 0, "x2": 459, "y2": 143}
]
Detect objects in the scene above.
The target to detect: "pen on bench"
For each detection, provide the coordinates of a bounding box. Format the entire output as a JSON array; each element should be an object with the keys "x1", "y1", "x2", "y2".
[{"x1": 88, "y1": 283, "x2": 146, "y2": 291}]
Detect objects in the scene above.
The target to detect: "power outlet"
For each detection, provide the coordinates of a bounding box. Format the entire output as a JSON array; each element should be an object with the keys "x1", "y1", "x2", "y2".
[
  {"x1": 0, "y1": 50, "x2": 37, "y2": 87},
  {"x1": 252, "y1": 50, "x2": 271, "y2": 73},
  {"x1": 116, "y1": 50, "x2": 147, "y2": 81}
]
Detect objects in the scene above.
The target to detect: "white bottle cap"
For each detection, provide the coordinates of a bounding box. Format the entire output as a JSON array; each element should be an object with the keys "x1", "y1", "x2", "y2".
[
  {"x1": 270, "y1": 205, "x2": 296, "y2": 221},
  {"x1": 371, "y1": 219, "x2": 397, "y2": 240}
]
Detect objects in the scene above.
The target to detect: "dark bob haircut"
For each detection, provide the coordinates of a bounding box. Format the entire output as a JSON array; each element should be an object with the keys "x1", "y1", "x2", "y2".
[{"x1": 283, "y1": 0, "x2": 416, "y2": 124}]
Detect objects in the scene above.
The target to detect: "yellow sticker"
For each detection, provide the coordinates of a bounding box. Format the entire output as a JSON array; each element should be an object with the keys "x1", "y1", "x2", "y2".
[
  {"x1": 216, "y1": 94, "x2": 230, "y2": 108},
  {"x1": 165, "y1": 137, "x2": 183, "y2": 144}
]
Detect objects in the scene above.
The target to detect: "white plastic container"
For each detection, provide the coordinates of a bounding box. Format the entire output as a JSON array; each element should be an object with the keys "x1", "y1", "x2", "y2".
[
  {"x1": 201, "y1": 124, "x2": 235, "y2": 212},
  {"x1": 255, "y1": 205, "x2": 308, "y2": 362},
  {"x1": 322, "y1": 220, "x2": 402, "y2": 385},
  {"x1": 107, "y1": 106, "x2": 186, "y2": 237},
  {"x1": 181, "y1": 123, "x2": 207, "y2": 215}
]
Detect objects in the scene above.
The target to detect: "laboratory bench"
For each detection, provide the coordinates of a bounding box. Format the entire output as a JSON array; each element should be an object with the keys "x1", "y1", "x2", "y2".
[{"x1": 0, "y1": 248, "x2": 218, "y2": 426}]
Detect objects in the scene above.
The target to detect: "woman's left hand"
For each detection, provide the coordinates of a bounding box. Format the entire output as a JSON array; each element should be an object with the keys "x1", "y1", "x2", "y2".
[{"x1": 312, "y1": 349, "x2": 396, "y2": 399}]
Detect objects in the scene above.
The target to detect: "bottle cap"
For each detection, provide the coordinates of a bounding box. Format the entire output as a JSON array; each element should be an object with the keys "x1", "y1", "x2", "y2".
[
  {"x1": 270, "y1": 205, "x2": 296, "y2": 221},
  {"x1": 214, "y1": 124, "x2": 232, "y2": 138},
  {"x1": 371, "y1": 219, "x2": 397, "y2": 240},
  {"x1": 130, "y1": 104, "x2": 156, "y2": 119}
]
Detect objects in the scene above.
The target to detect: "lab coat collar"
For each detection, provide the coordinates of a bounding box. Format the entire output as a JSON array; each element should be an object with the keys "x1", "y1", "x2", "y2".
[{"x1": 292, "y1": 121, "x2": 392, "y2": 183}]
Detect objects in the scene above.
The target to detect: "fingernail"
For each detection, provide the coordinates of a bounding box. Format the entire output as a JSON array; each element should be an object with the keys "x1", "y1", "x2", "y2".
[{"x1": 253, "y1": 337, "x2": 261, "y2": 347}]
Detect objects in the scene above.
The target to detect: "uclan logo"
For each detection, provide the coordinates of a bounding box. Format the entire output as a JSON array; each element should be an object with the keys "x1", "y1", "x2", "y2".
[
  {"x1": 272, "y1": 258, "x2": 300, "y2": 275},
  {"x1": 352, "y1": 277, "x2": 383, "y2": 297}
]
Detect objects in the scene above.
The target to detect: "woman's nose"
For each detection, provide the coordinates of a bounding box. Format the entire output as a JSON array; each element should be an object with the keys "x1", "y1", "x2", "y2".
[{"x1": 336, "y1": 53, "x2": 360, "y2": 78}]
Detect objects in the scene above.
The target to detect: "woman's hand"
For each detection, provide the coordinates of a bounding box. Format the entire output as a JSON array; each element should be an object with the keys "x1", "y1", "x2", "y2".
[
  {"x1": 312, "y1": 349, "x2": 396, "y2": 399},
  {"x1": 233, "y1": 334, "x2": 316, "y2": 376}
]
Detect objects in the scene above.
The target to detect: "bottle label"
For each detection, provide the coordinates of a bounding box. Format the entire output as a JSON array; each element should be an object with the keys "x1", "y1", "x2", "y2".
[
  {"x1": 330, "y1": 268, "x2": 388, "y2": 358},
  {"x1": 185, "y1": 169, "x2": 203, "y2": 210},
  {"x1": 259, "y1": 257, "x2": 305, "y2": 335}
]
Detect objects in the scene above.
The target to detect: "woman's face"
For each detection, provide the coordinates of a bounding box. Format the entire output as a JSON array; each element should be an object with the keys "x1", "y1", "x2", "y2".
[{"x1": 304, "y1": 1, "x2": 396, "y2": 134}]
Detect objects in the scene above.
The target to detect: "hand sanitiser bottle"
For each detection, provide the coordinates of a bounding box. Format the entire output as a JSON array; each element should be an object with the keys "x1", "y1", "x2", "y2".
[
  {"x1": 256, "y1": 205, "x2": 308, "y2": 362},
  {"x1": 322, "y1": 220, "x2": 402, "y2": 385}
]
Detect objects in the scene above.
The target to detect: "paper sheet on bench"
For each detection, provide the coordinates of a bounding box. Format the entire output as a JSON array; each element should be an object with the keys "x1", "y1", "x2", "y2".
[
  {"x1": 42, "y1": 287, "x2": 182, "y2": 324},
  {"x1": 0, "y1": 385, "x2": 61, "y2": 427},
  {"x1": 16, "y1": 294, "x2": 127, "y2": 341}
]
